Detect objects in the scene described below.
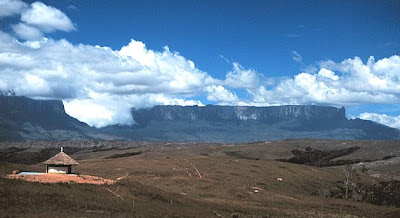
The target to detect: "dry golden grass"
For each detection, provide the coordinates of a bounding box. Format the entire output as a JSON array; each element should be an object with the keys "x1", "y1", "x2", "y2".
[
  {"x1": 74, "y1": 155, "x2": 399, "y2": 217},
  {"x1": 1, "y1": 139, "x2": 400, "y2": 217}
]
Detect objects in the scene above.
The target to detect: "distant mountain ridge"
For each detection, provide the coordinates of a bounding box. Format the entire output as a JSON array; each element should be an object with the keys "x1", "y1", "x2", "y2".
[
  {"x1": 130, "y1": 105, "x2": 400, "y2": 142},
  {"x1": 0, "y1": 96, "x2": 399, "y2": 142}
]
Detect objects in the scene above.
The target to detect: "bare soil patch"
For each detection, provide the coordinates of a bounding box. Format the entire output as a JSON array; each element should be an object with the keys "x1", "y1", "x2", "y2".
[{"x1": 4, "y1": 174, "x2": 115, "y2": 185}]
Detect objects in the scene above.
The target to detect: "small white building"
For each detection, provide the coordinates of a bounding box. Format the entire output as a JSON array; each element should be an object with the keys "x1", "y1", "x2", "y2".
[{"x1": 44, "y1": 148, "x2": 79, "y2": 174}]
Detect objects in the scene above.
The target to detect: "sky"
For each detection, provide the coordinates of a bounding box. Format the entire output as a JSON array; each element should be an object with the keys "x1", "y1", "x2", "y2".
[{"x1": 0, "y1": 0, "x2": 399, "y2": 128}]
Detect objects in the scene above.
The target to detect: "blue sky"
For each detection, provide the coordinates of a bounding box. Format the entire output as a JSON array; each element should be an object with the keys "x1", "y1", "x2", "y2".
[
  {"x1": 0, "y1": 0, "x2": 399, "y2": 128},
  {"x1": 38, "y1": 0, "x2": 400, "y2": 76}
]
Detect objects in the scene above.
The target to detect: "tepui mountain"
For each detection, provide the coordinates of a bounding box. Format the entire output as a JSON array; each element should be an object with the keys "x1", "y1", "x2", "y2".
[{"x1": 0, "y1": 95, "x2": 399, "y2": 142}]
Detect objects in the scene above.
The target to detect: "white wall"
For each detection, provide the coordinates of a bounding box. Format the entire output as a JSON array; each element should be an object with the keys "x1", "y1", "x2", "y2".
[
  {"x1": 47, "y1": 165, "x2": 77, "y2": 174},
  {"x1": 48, "y1": 166, "x2": 68, "y2": 174}
]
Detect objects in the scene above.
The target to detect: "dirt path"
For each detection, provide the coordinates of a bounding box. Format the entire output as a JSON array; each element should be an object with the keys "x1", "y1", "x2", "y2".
[{"x1": 5, "y1": 174, "x2": 116, "y2": 185}]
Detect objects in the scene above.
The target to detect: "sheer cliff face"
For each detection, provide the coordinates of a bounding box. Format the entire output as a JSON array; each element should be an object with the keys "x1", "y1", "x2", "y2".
[
  {"x1": 0, "y1": 96, "x2": 92, "y2": 141},
  {"x1": 131, "y1": 105, "x2": 347, "y2": 125},
  {"x1": 129, "y1": 105, "x2": 400, "y2": 141},
  {"x1": 0, "y1": 96, "x2": 68, "y2": 121},
  {"x1": 0, "y1": 96, "x2": 127, "y2": 141}
]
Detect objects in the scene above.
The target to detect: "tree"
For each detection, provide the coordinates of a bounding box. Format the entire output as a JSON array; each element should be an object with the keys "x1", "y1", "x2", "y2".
[{"x1": 342, "y1": 165, "x2": 354, "y2": 199}]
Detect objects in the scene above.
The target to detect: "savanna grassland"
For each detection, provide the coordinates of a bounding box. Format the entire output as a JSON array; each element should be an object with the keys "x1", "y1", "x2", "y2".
[{"x1": 1, "y1": 139, "x2": 400, "y2": 217}]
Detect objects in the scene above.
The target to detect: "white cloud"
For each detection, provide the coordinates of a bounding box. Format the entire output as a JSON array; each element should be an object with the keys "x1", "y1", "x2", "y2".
[
  {"x1": 12, "y1": 23, "x2": 43, "y2": 40},
  {"x1": 64, "y1": 92, "x2": 204, "y2": 127},
  {"x1": 64, "y1": 91, "x2": 146, "y2": 128},
  {"x1": 0, "y1": 0, "x2": 27, "y2": 17},
  {"x1": 358, "y1": 113, "x2": 400, "y2": 129},
  {"x1": 3, "y1": 28, "x2": 399, "y2": 127},
  {"x1": 1, "y1": 0, "x2": 400, "y2": 129},
  {"x1": 0, "y1": 31, "x2": 213, "y2": 127},
  {"x1": 250, "y1": 55, "x2": 400, "y2": 106},
  {"x1": 153, "y1": 95, "x2": 204, "y2": 106},
  {"x1": 291, "y1": 50, "x2": 303, "y2": 63},
  {"x1": 119, "y1": 40, "x2": 215, "y2": 94},
  {"x1": 2, "y1": 1, "x2": 75, "y2": 40},
  {"x1": 64, "y1": 98, "x2": 116, "y2": 128},
  {"x1": 224, "y1": 62, "x2": 259, "y2": 89},
  {"x1": 21, "y1": 2, "x2": 76, "y2": 32},
  {"x1": 317, "y1": 68, "x2": 339, "y2": 80},
  {"x1": 205, "y1": 85, "x2": 239, "y2": 103}
]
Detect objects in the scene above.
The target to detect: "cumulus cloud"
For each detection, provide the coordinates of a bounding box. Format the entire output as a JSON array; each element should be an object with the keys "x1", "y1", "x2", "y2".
[
  {"x1": 119, "y1": 40, "x2": 215, "y2": 94},
  {"x1": 250, "y1": 55, "x2": 400, "y2": 106},
  {"x1": 64, "y1": 93, "x2": 204, "y2": 128},
  {"x1": 11, "y1": 23, "x2": 43, "y2": 40},
  {"x1": 224, "y1": 62, "x2": 259, "y2": 89},
  {"x1": 2, "y1": 27, "x2": 399, "y2": 127},
  {"x1": 0, "y1": 31, "x2": 216, "y2": 127},
  {"x1": 1, "y1": 0, "x2": 400, "y2": 128},
  {"x1": 0, "y1": 0, "x2": 27, "y2": 17},
  {"x1": 2, "y1": 1, "x2": 75, "y2": 40},
  {"x1": 359, "y1": 113, "x2": 400, "y2": 129},
  {"x1": 21, "y1": 2, "x2": 76, "y2": 32},
  {"x1": 205, "y1": 85, "x2": 239, "y2": 103},
  {"x1": 317, "y1": 68, "x2": 339, "y2": 80}
]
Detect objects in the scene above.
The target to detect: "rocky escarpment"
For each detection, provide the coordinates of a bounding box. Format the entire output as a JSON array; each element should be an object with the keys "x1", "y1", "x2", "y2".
[
  {"x1": 1, "y1": 96, "x2": 400, "y2": 142},
  {"x1": 132, "y1": 105, "x2": 346, "y2": 125},
  {"x1": 0, "y1": 96, "x2": 71, "y2": 125},
  {"x1": 0, "y1": 96, "x2": 119, "y2": 141},
  {"x1": 132, "y1": 105, "x2": 349, "y2": 132},
  {"x1": 128, "y1": 105, "x2": 400, "y2": 142}
]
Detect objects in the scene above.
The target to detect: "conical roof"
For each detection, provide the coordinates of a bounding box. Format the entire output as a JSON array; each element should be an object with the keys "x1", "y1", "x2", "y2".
[{"x1": 44, "y1": 151, "x2": 79, "y2": 165}]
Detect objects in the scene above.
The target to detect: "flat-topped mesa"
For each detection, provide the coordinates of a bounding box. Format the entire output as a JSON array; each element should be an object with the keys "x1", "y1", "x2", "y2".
[
  {"x1": 131, "y1": 105, "x2": 347, "y2": 125},
  {"x1": 0, "y1": 95, "x2": 68, "y2": 120},
  {"x1": 0, "y1": 95, "x2": 95, "y2": 141}
]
